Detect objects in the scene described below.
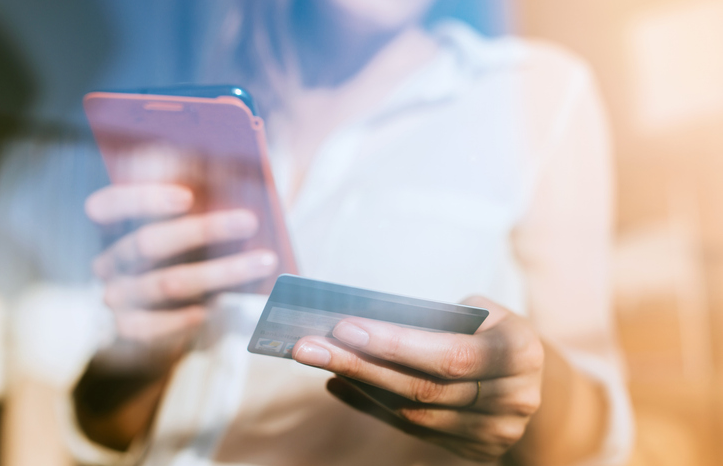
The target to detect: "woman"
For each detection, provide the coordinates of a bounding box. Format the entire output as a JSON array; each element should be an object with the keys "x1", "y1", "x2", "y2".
[{"x1": 72, "y1": 1, "x2": 633, "y2": 464}]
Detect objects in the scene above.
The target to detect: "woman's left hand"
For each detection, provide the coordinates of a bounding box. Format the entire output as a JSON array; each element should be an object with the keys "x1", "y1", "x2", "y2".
[{"x1": 292, "y1": 296, "x2": 544, "y2": 463}]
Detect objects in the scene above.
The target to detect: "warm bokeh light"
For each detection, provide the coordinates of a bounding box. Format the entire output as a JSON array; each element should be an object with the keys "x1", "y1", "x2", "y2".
[
  {"x1": 519, "y1": 0, "x2": 723, "y2": 464},
  {"x1": 629, "y1": 0, "x2": 723, "y2": 131}
]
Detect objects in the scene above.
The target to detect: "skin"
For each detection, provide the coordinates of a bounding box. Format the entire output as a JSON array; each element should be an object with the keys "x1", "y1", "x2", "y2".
[
  {"x1": 78, "y1": 184, "x2": 607, "y2": 466},
  {"x1": 85, "y1": 184, "x2": 276, "y2": 341},
  {"x1": 294, "y1": 301, "x2": 607, "y2": 465},
  {"x1": 76, "y1": 184, "x2": 278, "y2": 450},
  {"x1": 75, "y1": 0, "x2": 609, "y2": 463},
  {"x1": 292, "y1": 0, "x2": 435, "y2": 87}
]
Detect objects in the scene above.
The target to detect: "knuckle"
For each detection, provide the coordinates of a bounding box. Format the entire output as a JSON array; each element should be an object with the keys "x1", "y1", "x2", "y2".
[
  {"x1": 504, "y1": 328, "x2": 544, "y2": 374},
  {"x1": 398, "y1": 408, "x2": 433, "y2": 426},
  {"x1": 506, "y1": 331, "x2": 529, "y2": 354},
  {"x1": 226, "y1": 255, "x2": 250, "y2": 280},
  {"x1": 528, "y1": 338, "x2": 545, "y2": 370},
  {"x1": 342, "y1": 354, "x2": 366, "y2": 380},
  {"x1": 196, "y1": 216, "x2": 216, "y2": 244},
  {"x1": 155, "y1": 272, "x2": 185, "y2": 301},
  {"x1": 518, "y1": 335, "x2": 545, "y2": 373},
  {"x1": 440, "y1": 343, "x2": 479, "y2": 379},
  {"x1": 508, "y1": 389, "x2": 541, "y2": 417},
  {"x1": 410, "y1": 377, "x2": 447, "y2": 404},
  {"x1": 241, "y1": 211, "x2": 259, "y2": 235},
  {"x1": 381, "y1": 332, "x2": 404, "y2": 360},
  {"x1": 134, "y1": 228, "x2": 159, "y2": 261},
  {"x1": 488, "y1": 420, "x2": 526, "y2": 448}
]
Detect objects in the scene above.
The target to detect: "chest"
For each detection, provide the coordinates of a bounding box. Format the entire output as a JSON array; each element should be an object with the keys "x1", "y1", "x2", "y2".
[{"x1": 273, "y1": 100, "x2": 531, "y2": 305}]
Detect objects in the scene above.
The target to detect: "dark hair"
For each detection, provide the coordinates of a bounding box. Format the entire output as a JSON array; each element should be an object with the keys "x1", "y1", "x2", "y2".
[
  {"x1": 198, "y1": 0, "x2": 492, "y2": 117},
  {"x1": 197, "y1": 0, "x2": 296, "y2": 117}
]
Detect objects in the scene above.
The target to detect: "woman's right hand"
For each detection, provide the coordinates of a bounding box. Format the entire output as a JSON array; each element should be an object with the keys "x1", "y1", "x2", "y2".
[{"x1": 85, "y1": 183, "x2": 278, "y2": 343}]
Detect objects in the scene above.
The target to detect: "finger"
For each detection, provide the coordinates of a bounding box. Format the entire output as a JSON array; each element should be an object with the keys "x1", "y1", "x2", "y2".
[
  {"x1": 86, "y1": 184, "x2": 193, "y2": 225},
  {"x1": 114, "y1": 305, "x2": 207, "y2": 342},
  {"x1": 326, "y1": 377, "x2": 444, "y2": 440},
  {"x1": 331, "y1": 314, "x2": 542, "y2": 380},
  {"x1": 297, "y1": 335, "x2": 540, "y2": 414},
  {"x1": 104, "y1": 250, "x2": 278, "y2": 309},
  {"x1": 93, "y1": 209, "x2": 259, "y2": 279},
  {"x1": 329, "y1": 378, "x2": 520, "y2": 464},
  {"x1": 330, "y1": 378, "x2": 526, "y2": 445},
  {"x1": 474, "y1": 375, "x2": 542, "y2": 416},
  {"x1": 460, "y1": 295, "x2": 509, "y2": 330},
  {"x1": 395, "y1": 404, "x2": 527, "y2": 444},
  {"x1": 293, "y1": 336, "x2": 479, "y2": 407}
]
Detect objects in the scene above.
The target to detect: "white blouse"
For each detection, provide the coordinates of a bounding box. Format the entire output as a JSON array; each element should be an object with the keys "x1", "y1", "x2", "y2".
[{"x1": 57, "y1": 20, "x2": 632, "y2": 466}]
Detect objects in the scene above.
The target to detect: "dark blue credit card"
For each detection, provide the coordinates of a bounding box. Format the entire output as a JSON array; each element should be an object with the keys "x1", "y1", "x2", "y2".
[{"x1": 248, "y1": 275, "x2": 489, "y2": 359}]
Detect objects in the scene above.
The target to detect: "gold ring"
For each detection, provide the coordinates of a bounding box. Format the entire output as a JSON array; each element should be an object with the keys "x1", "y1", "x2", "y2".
[{"x1": 465, "y1": 380, "x2": 481, "y2": 409}]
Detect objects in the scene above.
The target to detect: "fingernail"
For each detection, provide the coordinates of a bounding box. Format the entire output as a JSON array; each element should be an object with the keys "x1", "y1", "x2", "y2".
[
  {"x1": 333, "y1": 322, "x2": 369, "y2": 347},
  {"x1": 165, "y1": 190, "x2": 192, "y2": 211},
  {"x1": 295, "y1": 343, "x2": 331, "y2": 367},
  {"x1": 255, "y1": 251, "x2": 278, "y2": 270}
]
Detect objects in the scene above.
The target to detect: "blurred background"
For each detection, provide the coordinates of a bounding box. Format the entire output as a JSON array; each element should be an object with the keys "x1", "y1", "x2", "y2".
[
  {"x1": 0, "y1": 0, "x2": 721, "y2": 465},
  {"x1": 517, "y1": 1, "x2": 723, "y2": 464}
]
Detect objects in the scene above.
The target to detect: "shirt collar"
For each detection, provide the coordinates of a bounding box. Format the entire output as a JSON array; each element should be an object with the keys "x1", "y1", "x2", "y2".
[{"x1": 370, "y1": 20, "x2": 528, "y2": 122}]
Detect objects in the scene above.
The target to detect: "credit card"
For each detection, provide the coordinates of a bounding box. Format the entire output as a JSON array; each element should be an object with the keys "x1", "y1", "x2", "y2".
[{"x1": 248, "y1": 274, "x2": 489, "y2": 359}]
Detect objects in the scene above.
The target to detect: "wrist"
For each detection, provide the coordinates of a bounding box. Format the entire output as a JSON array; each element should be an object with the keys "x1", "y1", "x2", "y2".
[{"x1": 505, "y1": 341, "x2": 607, "y2": 466}]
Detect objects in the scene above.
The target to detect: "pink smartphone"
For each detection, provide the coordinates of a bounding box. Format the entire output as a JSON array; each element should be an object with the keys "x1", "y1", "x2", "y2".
[{"x1": 84, "y1": 87, "x2": 297, "y2": 295}]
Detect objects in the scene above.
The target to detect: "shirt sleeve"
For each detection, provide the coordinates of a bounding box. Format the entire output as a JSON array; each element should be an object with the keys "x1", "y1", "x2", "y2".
[
  {"x1": 511, "y1": 63, "x2": 635, "y2": 466},
  {"x1": 59, "y1": 292, "x2": 265, "y2": 466},
  {"x1": 8, "y1": 284, "x2": 136, "y2": 465},
  {"x1": 58, "y1": 394, "x2": 134, "y2": 466}
]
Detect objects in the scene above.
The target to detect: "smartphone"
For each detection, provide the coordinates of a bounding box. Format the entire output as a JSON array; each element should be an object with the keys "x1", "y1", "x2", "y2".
[
  {"x1": 84, "y1": 85, "x2": 297, "y2": 295},
  {"x1": 105, "y1": 85, "x2": 259, "y2": 115}
]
